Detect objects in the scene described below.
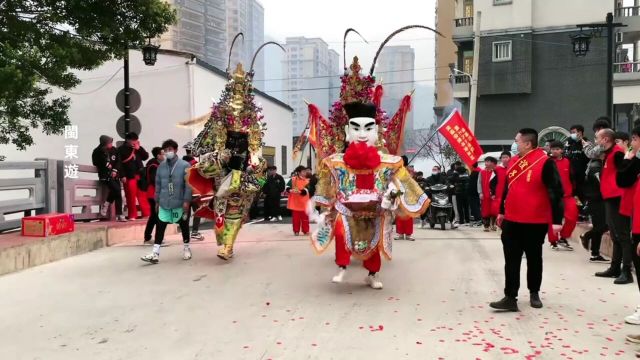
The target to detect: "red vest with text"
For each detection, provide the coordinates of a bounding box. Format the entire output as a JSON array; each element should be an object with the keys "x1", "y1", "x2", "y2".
[
  {"x1": 600, "y1": 145, "x2": 625, "y2": 199},
  {"x1": 633, "y1": 179, "x2": 640, "y2": 235},
  {"x1": 553, "y1": 157, "x2": 573, "y2": 198},
  {"x1": 504, "y1": 148, "x2": 552, "y2": 224}
]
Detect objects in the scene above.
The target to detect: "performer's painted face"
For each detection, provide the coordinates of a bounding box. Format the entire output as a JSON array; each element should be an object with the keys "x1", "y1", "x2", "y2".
[
  {"x1": 346, "y1": 117, "x2": 378, "y2": 147},
  {"x1": 225, "y1": 131, "x2": 249, "y2": 155}
]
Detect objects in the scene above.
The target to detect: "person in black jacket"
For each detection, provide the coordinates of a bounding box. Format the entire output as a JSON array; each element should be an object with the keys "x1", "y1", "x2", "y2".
[
  {"x1": 92, "y1": 135, "x2": 126, "y2": 221},
  {"x1": 263, "y1": 166, "x2": 285, "y2": 221},
  {"x1": 117, "y1": 132, "x2": 150, "y2": 220},
  {"x1": 144, "y1": 147, "x2": 164, "y2": 244},
  {"x1": 468, "y1": 163, "x2": 482, "y2": 225},
  {"x1": 452, "y1": 165, "x2": 471, "y2": 225}
]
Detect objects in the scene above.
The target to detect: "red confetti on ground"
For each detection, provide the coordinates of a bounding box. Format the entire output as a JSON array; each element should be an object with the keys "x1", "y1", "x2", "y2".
[{"x1": 416, "y1": 341, "x2": 422, "y2": 345}]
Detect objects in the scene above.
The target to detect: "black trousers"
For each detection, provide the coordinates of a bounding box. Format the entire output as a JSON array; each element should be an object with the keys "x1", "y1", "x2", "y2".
[
  {"x1": 456, "y1": 194, "x2": 470, "y2": 224},
  {"x1": 585, "y1": 198, "x2": 607, "y2": 256},
  {"x1": 604, "y1": 197, "x2": 633, "y2": 270},
  {"x1": 103, "y1": 179, "x2": 123, "y2": 216},
  {"x1": 264, "y1": 195, "x2": 280, "y2": 219},
  {"x1": 154, "y1": 211, "x2": 190, "y2": 245},
  {"x1": 190, "y1": 202, "x2": 201, "y2": 233},
  {"x1": 144, "y1": 198, "x2": 158, "y2": 241},
  {"x1": 501, "y1": 220, "x2": 548, "y2": 298},
  {"x1": 633, "y1": 235, "x2": 640, "y2": 293},
  {"x1": 468, "y1": 194, "x2": 481, "y2": 221}
]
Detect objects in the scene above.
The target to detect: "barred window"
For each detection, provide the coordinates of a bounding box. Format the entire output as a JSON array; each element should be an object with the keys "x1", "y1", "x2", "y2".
[{"x1": 492, "y1": 41, "x2": 512, "y2": 62}]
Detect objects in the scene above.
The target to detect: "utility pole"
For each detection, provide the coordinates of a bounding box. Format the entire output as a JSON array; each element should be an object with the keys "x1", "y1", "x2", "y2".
[
  {"x1": 123, "y1": 49, "x2": 131, "y2": 136},
  {"x1": 469, "y1": 10, "x2": 481, "y2": 133}
]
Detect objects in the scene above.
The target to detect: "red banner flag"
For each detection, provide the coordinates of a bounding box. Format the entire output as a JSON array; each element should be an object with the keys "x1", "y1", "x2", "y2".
[{"x1": 437, "y1": 109, "x2": 484, "y2": 167}]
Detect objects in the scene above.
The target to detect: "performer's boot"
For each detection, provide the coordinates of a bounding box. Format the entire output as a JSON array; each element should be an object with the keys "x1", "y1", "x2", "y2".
[
  {"x1": 217, "y1": 244, "x2": 234, "y2": 260},
  {"x1": 365, "y1": 272, "x2": 383, "y2": 289},
  {"x1": 332, "y1": 267, "x2": 346, "y2": 283}
]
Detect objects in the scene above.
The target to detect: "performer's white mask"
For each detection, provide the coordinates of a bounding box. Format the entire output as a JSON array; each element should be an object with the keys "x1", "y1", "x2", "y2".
[{"x1": 345, "y1": 117, "x2": 378, "y2": 147}]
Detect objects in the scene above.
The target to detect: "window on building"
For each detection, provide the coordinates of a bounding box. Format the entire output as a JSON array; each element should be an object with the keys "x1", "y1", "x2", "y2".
[
  {"x1": 493, "y1": 0, "x2": 512, "y2": 5},
  {"x1": 492, "y1": 41, "x2": 512, "y2": 62}
]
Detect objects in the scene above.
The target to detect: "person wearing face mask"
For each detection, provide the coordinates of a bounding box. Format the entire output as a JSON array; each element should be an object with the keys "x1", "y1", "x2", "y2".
[
  {"x1": 143, "y1": 147, "x2": 164, "y2": 245},
  {"x1": 489, "y1": 128, "x2": 564, "y2": 311},
  {"x1": 594, "y1": 128, "x2": 634, "y2": 285},
  {"x1": 426, "y1": 165, "x2": 445, "y2": 187},
  {"x1": 141, "y1": 139, "x2": 193, "y2": 264},
  {"x1": 579, "y1": 118, "x2": 612, "y2": 263},
  {"x1": 92, "y1": 135, "x2": 126, "y2": 222}
]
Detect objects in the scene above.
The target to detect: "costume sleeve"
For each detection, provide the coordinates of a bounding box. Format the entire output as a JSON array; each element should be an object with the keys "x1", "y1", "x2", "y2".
[
  {"x1": 196, "y1": 150, "x2": 230, "y2": 179},
  {"x1": 393, "y1": 165, "x2": 430, "y2": 218},
  {"x1": 542, "y1": 159, "x2": 564, "y2": 225},
  {"x1": 617, "y1": 158, "x2": 640, "y2": 188},
  {"x1": 313, "y1": 160, "x2": 335, "y2": 208}
]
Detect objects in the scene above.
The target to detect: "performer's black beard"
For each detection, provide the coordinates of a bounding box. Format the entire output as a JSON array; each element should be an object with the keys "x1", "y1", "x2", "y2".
[{"x1": 225, "y1": 131, "x2": 249, "y2": 171}]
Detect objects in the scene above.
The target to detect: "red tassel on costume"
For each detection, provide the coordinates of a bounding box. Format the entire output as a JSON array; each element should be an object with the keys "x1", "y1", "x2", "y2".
[
  {"x1": 344, "y1": 142, "x2": 381, "y2": 170},
  {"x1": 194, "y1": 205, "x2": 217, "y2": 220}
]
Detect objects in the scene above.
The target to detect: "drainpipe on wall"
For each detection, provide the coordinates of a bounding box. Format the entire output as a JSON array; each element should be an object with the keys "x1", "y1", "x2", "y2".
[
  {"x1": 469, "y1": 10, "x2": 481, "y2": 134},
  {"x1": 187, "y1": 57, "x2": 196, "y2": 138}
]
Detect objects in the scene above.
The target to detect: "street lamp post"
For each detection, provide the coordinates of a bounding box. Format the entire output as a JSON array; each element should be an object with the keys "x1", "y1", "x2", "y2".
[
  {"x1": 452, "y1": 68, "x2": 476, "y2": 130},
  {"x1": 572, "y1": 12, "x2": 626, "y2": 121},
  {"x1": 122, "y1": 39, "x2": 160, "y2": 136}
]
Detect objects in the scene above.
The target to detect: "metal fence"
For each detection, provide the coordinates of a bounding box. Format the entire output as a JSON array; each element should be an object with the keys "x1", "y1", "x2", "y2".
[{"x1": 0, "y1": 159, "x2": 114, "y2": 232}]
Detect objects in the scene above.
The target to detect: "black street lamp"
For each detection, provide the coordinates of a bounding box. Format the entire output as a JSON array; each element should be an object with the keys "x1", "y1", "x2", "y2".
[
  {"x1": 123, "y1": 37, "x2": 160, "y2": 136},
  {"x1": 572, "y1": 13, "x2": 626, "y2": 121},
  {"x1": 570, "y1": 30, "x2": 592, "y2": 57}
]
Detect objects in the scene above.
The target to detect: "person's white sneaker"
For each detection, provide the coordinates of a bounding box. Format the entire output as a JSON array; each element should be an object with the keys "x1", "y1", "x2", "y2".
[
  {"x1": 277, "y1": 216, "x2": 283, "y2": 221},
  {"x1": 116, "y1": 215, "x2": 128, "y2": 222},
  {"x1": 625, "y1": 306, "x2": 640, "y2": 325},
  {"x1": 141, "y1": 253, "x2": 159, "y2": 264},
  {"x1": 365, "y1": 274, "x2": 383, "y2": 289},
  {"x1": 270, "y1": 217, "x2": 278, "y2": 222},
  {"x1": 100, "y1": 201, "x2": 110, "y2": 217},
  {"x1": 332, "y1": 268, "x2": 346, "y2": 283},
  {"x1": 183, "y1": 247, "x2": 192, "y2": 260}
]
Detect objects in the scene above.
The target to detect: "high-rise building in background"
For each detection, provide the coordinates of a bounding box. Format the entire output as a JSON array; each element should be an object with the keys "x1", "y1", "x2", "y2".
[
  {"x1": 282, "y1": 37, "x2": 340, "y2": 135},
  {"x1": 161, "y1": 0, "x2": 264, "y2": 79},
  {"x1": 375, "y1": 45, "x2": 415, "y2": 137}
]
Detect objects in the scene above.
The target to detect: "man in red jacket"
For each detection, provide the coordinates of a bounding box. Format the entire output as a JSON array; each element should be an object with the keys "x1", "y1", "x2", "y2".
[
  {"x1": 594, "y1": 128, "x2": 634, "y2": 285},
  {"x1": 479, "y1": 157, "x2": 504, "y2": 232},
  {"x1": 547, "y1": 141, "x2": 577, "y2": 251},
  {"x1": 490, "y1": 128, "x2": 564, "y2": 312},
  {"x1": 117, "y1": 132, "x2": 151, "y2": 220}
]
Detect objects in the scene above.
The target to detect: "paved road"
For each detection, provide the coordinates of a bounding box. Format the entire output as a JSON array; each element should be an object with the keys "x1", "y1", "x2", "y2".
[{"x1": 0, "y1": 223, "x2": 637, "y2": 359}]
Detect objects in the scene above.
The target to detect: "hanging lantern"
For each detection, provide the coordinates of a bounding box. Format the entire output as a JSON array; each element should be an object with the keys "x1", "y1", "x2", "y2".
[
  {"x1": 571, "y1": 30, "x2": 592, "y2": 57},
  {"x1": 142, "y1": 38, "x2": 160, "y2": 66}
]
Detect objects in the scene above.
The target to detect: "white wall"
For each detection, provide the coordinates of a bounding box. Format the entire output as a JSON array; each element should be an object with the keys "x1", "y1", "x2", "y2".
[
  {"x1": 1, "y1": 50, "x2": 293, "y2": 176},
  {"x1": 476, "y1": 0, "x2": 612, "y2": 33},
  {"x1": 0, "y1": 50, "x2": 193, "y2": 165},
  {"x1": 477, "y1": 0, "x2": 533, "y2": 32},
  {"x1": 533, "y1": 0, "x2": 612, "y2": 29}
]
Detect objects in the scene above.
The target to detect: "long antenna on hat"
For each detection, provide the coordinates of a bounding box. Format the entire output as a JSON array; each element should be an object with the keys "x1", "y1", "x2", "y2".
[
  {"x1": 343, "y1": 28, "x2": 368, "y2": 71},
  {"x1": 251, "y1": 41, "x2": 285, "y2": 73},
  {"x1": 227, "y1": 32, "x2": 244, "y2": 72},
  {"x1": 369, "y1": 25, "x2": 444, "y2": 76}
]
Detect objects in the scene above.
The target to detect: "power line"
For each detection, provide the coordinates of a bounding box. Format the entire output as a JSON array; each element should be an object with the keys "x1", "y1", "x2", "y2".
[{"x1": 63, "y1": 67, "x2": 123, "y2": 95}]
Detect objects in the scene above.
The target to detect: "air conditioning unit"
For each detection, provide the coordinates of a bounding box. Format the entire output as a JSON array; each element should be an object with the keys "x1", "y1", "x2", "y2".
[{"x1": 616, "y1": 32, "x2": 624, "y2": 43}]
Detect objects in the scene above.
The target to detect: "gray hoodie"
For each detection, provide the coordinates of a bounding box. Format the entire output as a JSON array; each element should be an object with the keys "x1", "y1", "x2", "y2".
[{"x1": 155, "y1": 157, "x2": 192, "y2": 209}]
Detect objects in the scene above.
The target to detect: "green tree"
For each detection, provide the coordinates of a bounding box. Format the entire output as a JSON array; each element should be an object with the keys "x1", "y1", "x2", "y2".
[{"x1": 0, "y1": 0, "x2": 176, "y2": 150}]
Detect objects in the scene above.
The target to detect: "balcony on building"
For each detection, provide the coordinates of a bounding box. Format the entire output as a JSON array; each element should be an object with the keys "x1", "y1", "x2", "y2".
[
  {"x1": 453, "y1": 76, "x2": 470, "y2": 98},
  {"x1": 615, "y1": 3, "x2": 640, "y2": 34},
  {"x1": 453, "y1": 16, "x2": 474, "y2": 41}
]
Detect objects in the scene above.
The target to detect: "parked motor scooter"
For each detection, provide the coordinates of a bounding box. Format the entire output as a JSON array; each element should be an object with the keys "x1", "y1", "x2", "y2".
[{"x1": 425, "y1": 184, "x2": 455, "y2": 230}]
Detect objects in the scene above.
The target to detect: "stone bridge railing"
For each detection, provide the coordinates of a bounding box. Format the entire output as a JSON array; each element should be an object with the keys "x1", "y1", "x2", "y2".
[{"x1": 0, "y1": 159, "x2": 114, "y2": 232}]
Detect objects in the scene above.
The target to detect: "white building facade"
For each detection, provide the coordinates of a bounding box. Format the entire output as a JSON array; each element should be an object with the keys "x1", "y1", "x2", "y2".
[{"x1": 0, "y1": 50, "x2": 294, "y2": 176}]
